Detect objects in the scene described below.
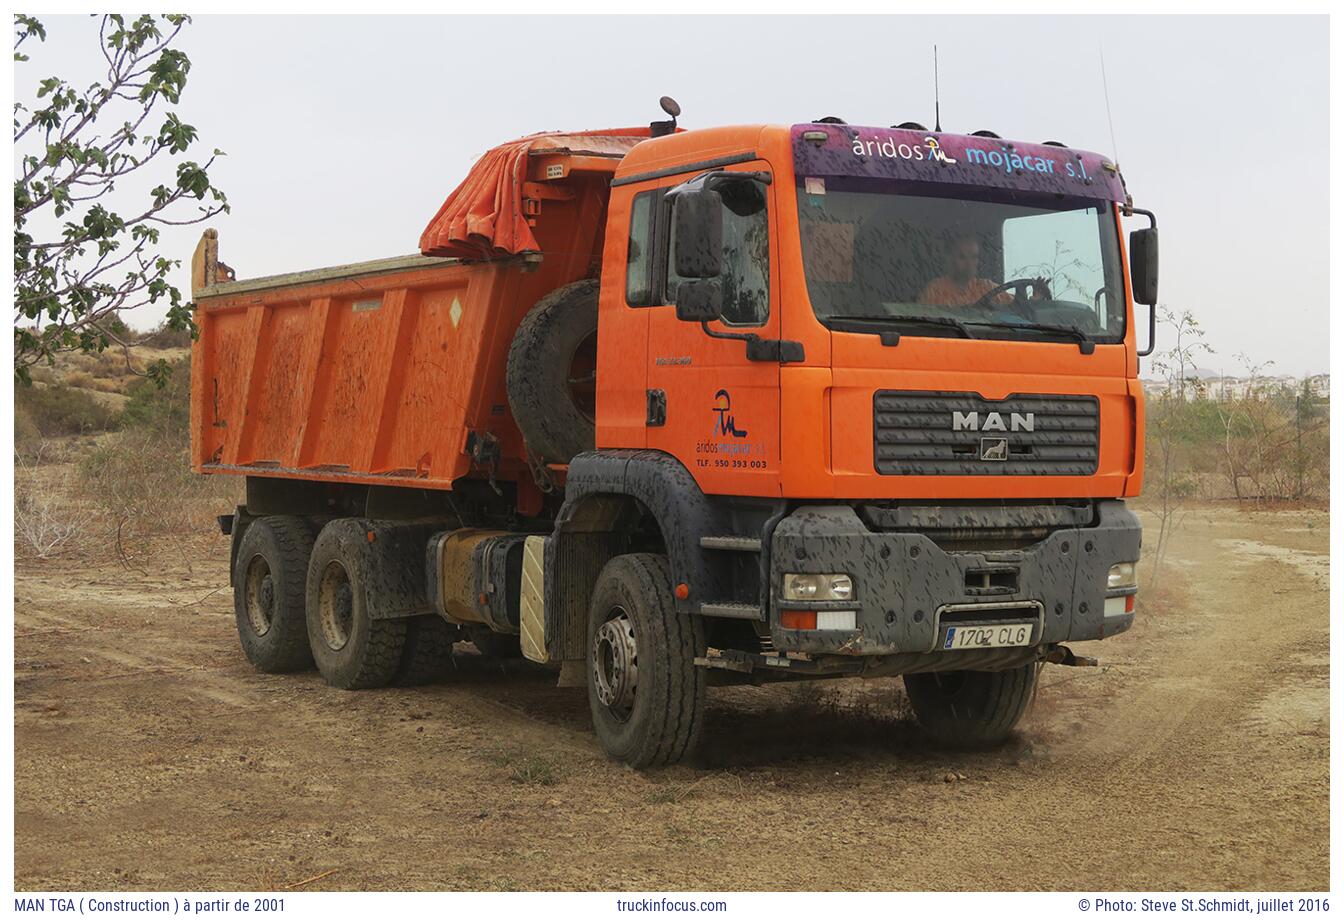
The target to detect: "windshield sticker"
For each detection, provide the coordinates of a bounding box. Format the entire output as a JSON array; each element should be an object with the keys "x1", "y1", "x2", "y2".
[{"x1": 794, "y1": 124, "x2": 1125, "y2": 202}]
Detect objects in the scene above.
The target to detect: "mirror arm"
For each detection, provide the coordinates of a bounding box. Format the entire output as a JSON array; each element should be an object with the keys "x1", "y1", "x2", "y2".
[
  {"x1": 1131, "y1": 207, "x2": 1157, "y2": 229},
  {"x1": 668, "y1": 169, "x2": 774, "y2": 198},
  {"x1": 699, "y1": 322, "x2": 805, "y2": 364},
  {"x1": 1136, "y1": 302, "x2": 1157, "y2": 357}
]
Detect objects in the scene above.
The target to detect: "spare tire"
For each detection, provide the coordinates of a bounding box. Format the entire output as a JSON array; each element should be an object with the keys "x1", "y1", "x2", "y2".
[{"x1": 506, "y1": 279, "x2": 599, "y2": 463}]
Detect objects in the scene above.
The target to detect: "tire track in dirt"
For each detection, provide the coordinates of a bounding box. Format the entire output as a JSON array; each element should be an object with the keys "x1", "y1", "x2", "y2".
[{"x1": 13, "y1": 506, "x2": 1329, "y2": 891}]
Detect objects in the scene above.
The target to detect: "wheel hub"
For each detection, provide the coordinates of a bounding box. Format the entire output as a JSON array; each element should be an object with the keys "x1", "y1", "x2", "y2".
[
  {"x1": 592, "y1": 608, "x2": 638, "y2": 721},
  {"x1": 318, "y1": 561, "x2": 355, "y2": 651},
  {"x1": 243, "y1": 556, "x2": 275, "y2": 636}
]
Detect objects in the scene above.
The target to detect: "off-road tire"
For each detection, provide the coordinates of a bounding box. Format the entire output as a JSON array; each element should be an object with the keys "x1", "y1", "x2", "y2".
[
  {"x1": 305, "y1": 519, "x2": 407, "y2": 690},
  {"x1": 469, "y1": 626, "x2": 523, "y2": 659},
  {"x1": 586, "y1": 553, "x2": 705, "y2": 768},
  {"x1": 233, "y1": 515, "x2": 318, "y2": 673},
  {"x1": 506, "y1": 279, "x2": 599, "y2": 463},
  {"x1": 395, "y1": 615, "x2": 460, "y2": 686},
  {"x1": 903, "y1": 663, "x2": 1039, "y2": 749}
]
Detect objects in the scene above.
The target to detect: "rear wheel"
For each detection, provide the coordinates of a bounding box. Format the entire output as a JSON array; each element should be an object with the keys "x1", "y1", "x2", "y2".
[
  {"x1": 586, "y1": 553, "x2": 705, "y2": 768},
  {"x1": 306, "y1": 520, "x2": 407, "y2": 690},
  {"x1": 903, "y1": 663, "x2": 1038, "y2": 749},
  {"x1": 233, "y1": 516, "x2": 317, "y2": 673}
]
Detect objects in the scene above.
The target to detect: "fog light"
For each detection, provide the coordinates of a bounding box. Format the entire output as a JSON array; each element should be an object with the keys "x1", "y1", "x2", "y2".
[
  {"x1": 1107, "y1": 562, "x2": 1138, "y2": 589},
  {"x1": 782, "y1": 573, "x2": 854, "y2": 601}
]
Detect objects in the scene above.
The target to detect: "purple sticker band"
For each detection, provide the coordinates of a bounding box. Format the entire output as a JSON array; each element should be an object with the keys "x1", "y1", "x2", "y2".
[{"x1": 792, "y1": 124, "x2": 1126, "y2": 203}]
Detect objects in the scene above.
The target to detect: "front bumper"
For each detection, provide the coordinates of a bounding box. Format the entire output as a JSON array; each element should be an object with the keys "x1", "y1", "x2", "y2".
[{"x1": 768, "y1": 500, "x2": 1140, "y2": 657}]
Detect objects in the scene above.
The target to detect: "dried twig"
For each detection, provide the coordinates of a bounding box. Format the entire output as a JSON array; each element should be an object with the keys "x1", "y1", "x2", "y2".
[
  {"x1": 168, "y1": 585, "x2": 225, "y2": 608},
  {"x1": 283, "y1": 868, "x2": 340, "y2": 890}
]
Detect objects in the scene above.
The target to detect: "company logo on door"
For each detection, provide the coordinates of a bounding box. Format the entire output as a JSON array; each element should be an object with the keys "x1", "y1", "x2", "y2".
[
  {"x1": 696, "y1": 389, "x2": 768, "y2": 471},
  {"x1": 711, "y1": 389, "x2": 749, "y2": 438}
]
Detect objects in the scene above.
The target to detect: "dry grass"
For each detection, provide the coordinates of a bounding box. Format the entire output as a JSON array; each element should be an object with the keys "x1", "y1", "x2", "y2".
[
  {"x1": 485, "y1": 749, "x2": 562, "y2": 786},
  {"x1": 15, "y1": 432, "x2": 240, "y2": 568},
  {"x1": 14, "y1": 444, "x2": 94, "y2": 560}
]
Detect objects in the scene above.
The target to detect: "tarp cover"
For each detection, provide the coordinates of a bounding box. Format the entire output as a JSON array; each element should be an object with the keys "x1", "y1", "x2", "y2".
[{"x1": 419, "y1": 128, "x2": 653, "y2": 260}]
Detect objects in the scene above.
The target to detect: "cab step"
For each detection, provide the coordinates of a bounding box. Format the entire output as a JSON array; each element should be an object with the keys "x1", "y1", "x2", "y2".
[
  {"x1": 698, "y1": 535, "x2": 762, "y2": 552},
  {"x1": 698, "y1": 602, "x2": 765, "y2": 621}
]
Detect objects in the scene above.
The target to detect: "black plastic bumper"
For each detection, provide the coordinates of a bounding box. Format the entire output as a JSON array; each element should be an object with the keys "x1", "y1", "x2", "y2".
[{"x1": 768, "y1": 500, "x2": 1141, "y2": 656}]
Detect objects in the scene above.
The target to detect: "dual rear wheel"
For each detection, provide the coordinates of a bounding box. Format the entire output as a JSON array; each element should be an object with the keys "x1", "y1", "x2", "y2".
[{"x1": 233, "y1": 517, "x2": 460, "y2": 689}]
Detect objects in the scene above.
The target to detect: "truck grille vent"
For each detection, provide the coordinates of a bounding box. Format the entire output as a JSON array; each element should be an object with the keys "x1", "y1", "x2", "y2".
[{"x1": 873, "y1": 391, "x2": 1099, "y2": 476}]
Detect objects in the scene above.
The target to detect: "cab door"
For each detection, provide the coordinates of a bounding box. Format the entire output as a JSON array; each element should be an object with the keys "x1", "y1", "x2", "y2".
[{"x1": 642, "y1": 163, "x2": 781, "y2": 498}]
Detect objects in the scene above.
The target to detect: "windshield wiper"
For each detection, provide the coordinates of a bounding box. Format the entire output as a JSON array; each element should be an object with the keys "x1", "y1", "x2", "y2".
[
  {"x1": 826, "y1": 314, "x2": 975, "y2": 343},
  {"x1": 965, "y1": 320, "x2": 1096, "y2": 354}
]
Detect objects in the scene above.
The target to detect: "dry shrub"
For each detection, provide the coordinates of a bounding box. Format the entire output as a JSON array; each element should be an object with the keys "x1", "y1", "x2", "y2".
[
  {"x1": 15, "y1": 383, "x2": 119, "y2": 436},
  {"x1": 78, "y1": 430, "x2": 235, "y2": 541},
  {"x1": 138, "y1": 321, "x2": 193, "y2": 350},
  {"x1": 90, "y1": 349, "x2": 133, "y2": 379},
  {"x1": 14, "y1": 444, "x2": 93, "y2": 560},
  {"x1": 87, "y1": 377, "x2": 126, "y2": 394},
  {"x1": 120, "y1": 357, "x2": 190, "y2": 435},
  {"x1": 15, "y1": 405, "x2": 41, "y2": 455}
]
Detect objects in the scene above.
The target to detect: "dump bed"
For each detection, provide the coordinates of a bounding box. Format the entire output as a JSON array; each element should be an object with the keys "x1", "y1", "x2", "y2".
[
  {"x1": 190, "y1": 242, "x2": 539, "y2": 491},
  {"x1": 190, "y1": 129, "x2": 651, "y2": 502}
]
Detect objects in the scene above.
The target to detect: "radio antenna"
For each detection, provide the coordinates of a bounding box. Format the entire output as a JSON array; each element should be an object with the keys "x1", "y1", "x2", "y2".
[
  {"x1": 933, "y1": 45, "x2": 942, "y2": 133},
  {"x1": 1099, "y1": 43, "x2": 1120, "y2": 164}
]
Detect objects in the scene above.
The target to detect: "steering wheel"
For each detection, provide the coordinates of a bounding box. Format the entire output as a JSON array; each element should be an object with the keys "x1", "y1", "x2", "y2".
[{"x1": 974, "y1": 278, "x2": 1052, "y2": 312}]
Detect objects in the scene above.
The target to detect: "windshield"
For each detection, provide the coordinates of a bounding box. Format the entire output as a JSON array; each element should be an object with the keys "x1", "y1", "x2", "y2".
[{"x1": 796, "y1": 182, "x2": 1126, "y2": 343}]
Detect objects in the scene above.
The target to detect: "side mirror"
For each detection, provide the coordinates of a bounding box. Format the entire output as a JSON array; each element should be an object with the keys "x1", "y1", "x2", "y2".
[
  {"x1": 1129, "y1": 227, "x2": 1159, "y2": 306},
  {"x1": 672, "y1": 188, "x2": 723, "y2": 279},
  {"x1": 675, "y1": 278, "x2": 723, "y2": 323}
]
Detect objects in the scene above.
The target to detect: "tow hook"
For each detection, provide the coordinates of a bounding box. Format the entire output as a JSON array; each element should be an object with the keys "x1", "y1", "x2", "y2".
[{"x1": 1045, "y1": 644, "x2": 1098, "y2": 667}]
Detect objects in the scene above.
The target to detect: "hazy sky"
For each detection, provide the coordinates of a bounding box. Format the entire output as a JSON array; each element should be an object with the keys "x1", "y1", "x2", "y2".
[{"x1": 18, "y1": 14, "x2": 1330, "y2": 375}]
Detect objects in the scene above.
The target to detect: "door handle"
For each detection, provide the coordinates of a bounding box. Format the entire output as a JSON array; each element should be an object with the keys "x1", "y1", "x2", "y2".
[{"x1": 646, "y1": 389, "x2": 666, "y2": 427}]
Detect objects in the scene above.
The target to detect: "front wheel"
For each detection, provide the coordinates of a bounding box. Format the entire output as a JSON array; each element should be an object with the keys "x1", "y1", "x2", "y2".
[
  {"x1": 903, "y1": 663, "x2": 1039, "y2": 749},
  {"x1": 586, "y1": 554, "x2": 705, "y2": 768}
]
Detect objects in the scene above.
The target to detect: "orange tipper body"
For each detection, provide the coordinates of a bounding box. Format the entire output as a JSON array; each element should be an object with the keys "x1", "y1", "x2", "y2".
[
  {"x1": 195, "y1": 118, "x2": 1152, "y2": 764},
  {"x1": 190, "y1": 130, "x2": 649, "y2": 500}
]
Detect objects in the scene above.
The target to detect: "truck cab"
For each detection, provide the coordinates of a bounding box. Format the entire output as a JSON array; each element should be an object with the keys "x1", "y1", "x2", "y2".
[{"x1": 550, "y1": 121, "x2": 1152, "y2": 756}]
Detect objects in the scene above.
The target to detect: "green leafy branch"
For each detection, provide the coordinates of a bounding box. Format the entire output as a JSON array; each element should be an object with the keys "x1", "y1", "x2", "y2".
[{"x1": 13, "y1": 13, "x2": 229, "y2": 385}]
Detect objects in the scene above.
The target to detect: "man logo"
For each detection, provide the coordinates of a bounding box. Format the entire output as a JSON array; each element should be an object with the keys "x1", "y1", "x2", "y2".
[
  {"x1": 952, "y1": 410, "x2": 1034, "y2": 433},
  {"x1": 980, "y1": 437, "x2": 1009, "y2": 461}
]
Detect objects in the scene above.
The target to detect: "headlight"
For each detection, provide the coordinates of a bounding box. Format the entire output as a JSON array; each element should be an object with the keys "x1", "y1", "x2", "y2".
[
  {"x1": 782, "y1": 573, "x2": 854, "y2": 601},
  {"x1": 1107, "y1": 562, "x2": 1138, "y2": 589}
]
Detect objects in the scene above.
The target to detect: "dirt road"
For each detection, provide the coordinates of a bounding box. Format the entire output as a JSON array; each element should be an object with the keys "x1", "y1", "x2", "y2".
[{"x1": 13, "y1": 504, "x2": 1329, "y2": 891}]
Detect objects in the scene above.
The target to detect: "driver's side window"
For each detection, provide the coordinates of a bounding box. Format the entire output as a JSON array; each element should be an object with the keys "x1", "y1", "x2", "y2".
[{"x1": 664, "y1": 183, "x2": 770, "y2": 327}]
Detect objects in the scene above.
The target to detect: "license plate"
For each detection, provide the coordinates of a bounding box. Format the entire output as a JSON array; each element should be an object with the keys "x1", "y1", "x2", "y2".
[{"x1": 942, "y1": 622, "x2": 1034, "y2": 650}]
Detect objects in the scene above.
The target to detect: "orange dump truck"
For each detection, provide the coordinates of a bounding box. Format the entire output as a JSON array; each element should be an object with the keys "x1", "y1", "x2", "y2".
[{"x1": 192, "y1": 103, "x2": 1157, "y2": 766}]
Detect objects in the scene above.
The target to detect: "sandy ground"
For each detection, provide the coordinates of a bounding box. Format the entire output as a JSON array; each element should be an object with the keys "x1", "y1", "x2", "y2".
[{"x1": 13, "y1": 504, "x2": 1329, "y2": 891}]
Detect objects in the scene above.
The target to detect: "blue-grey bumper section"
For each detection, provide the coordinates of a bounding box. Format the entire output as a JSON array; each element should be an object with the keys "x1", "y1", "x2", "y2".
[{"x1": 769, "y1": 501, "x2": 1141, "y2": 656}]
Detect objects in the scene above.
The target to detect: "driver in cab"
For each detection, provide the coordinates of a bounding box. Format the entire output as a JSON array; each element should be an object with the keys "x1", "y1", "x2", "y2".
[{"x1": 919, "y1": 235, "x2": 1049, "y2": 307}]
